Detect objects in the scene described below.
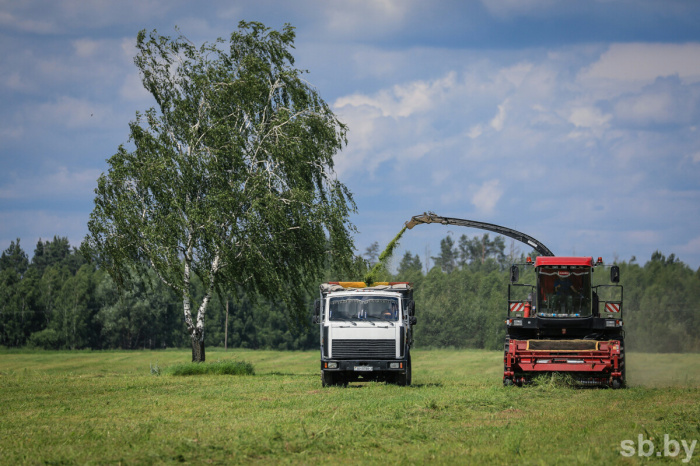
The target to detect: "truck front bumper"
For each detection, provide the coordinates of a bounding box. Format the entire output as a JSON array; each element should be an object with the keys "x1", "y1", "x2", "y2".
[{"x1": 321, "y1": 359, "x2": 407, "y2": 372}]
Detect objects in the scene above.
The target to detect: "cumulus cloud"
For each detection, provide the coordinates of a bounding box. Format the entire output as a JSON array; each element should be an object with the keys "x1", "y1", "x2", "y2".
[
  {"x1": 0, "y1": 166, "x2": 101, "y2": 201},
  {"x1": 479, "y1": 0, "x2": 560, "y2": 19},
  {"x1": 471, "y1": 179, "x2": 503, "y2": 214},
  {"x1": 581, "y1": 43, "x2": 700, "y2": 84},
  {"x1": 611, "y1": 76, "x2": 699, "y2": 128},
  {"x1": 334, "y1": 72, "x2": 457, "y2": 119},
  {"x1": 321, "y1": 0, "x2": 414, "y2": 37},
  {"x1": 0, "y1": 10, "x2": 57, "y2": 34},
  {"x1": 0, "y1": 210, "x2": 90, "y2": 253},
  {"x1": 568, "y1": 107, "x2": 611, "y2": 129},
  {"x1": 490, "y1": 100, "x2": 508, "y2": 131},
  {"x1": 30, "y1": 96, "x2": 114, "y2": 129}
]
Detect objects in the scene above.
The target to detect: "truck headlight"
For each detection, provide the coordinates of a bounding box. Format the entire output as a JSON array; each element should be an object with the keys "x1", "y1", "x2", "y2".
[
  {"x1": 513, "y1": 319, "x2": 523, "y2": 326},
  {"x1": 605, "y1": 320, "x2": 616, "y2": 327},
  {"x1": 389, "y1": 362, "x2": 399, "y2": 369},
  {"x1": 327, "y1": 362, "x2": 338, "y2": 369}
]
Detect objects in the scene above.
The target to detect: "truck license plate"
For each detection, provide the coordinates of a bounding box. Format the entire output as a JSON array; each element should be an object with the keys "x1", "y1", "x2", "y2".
[{"x1": 354, "y1": 366, "x2": 373, "y2": 372}]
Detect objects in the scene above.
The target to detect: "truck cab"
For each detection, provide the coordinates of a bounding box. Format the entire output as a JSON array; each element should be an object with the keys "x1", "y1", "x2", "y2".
[{"x1": 313, "y1": 282, "x2": 416, "y2": 386}]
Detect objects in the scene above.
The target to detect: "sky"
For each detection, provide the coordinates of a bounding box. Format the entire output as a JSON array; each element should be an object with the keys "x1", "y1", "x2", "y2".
[{"x1": 1, "y1": 0, "x2": 700, "y2": 271}]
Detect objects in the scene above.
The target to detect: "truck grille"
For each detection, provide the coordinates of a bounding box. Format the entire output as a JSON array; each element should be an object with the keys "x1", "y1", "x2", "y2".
[{"x1": 331, "y1": 339, "x2": 396, "y2": 359}]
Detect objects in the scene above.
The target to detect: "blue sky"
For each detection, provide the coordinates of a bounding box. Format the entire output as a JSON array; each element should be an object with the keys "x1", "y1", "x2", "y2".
[{"x1": 2, "y1": 0, "x2": 700, "y2": 270}]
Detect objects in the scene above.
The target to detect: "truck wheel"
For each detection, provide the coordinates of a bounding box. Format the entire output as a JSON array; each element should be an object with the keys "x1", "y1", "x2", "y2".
[
  {"x1": 321, "y1": 371, "x2": 335, "y2": 387},
  {"x1": 395, "y1": 351, "x2": 412, "y2": 386}
]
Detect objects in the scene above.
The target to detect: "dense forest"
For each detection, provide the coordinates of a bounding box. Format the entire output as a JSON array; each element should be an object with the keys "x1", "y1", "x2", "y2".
[{"x1": 1, "y1": 235, "x2": 699, "y2": 352}]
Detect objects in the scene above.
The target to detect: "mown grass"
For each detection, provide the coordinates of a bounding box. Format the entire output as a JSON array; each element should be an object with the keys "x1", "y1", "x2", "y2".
[{"x1": 0, "y1": 348, "x2": 698, "y2": 464}]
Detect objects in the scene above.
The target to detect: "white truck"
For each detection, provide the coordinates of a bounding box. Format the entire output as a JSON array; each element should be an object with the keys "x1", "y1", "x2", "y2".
[{"x1": 312, "y1": 281, "x2": 417, "y2": 386}]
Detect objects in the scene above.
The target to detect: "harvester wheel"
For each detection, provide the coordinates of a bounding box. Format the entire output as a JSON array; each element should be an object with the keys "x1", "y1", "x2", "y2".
[{"x1": 503, "y1": 378, "x2": 514, "y2": 387}]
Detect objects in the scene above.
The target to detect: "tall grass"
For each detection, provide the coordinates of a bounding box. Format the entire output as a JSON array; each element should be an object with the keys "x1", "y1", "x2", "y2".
[{"x1": 165, "y1": 359, "x2": 254, "y2": 376}]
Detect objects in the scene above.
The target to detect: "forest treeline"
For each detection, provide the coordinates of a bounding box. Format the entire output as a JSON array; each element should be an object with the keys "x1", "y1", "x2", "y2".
[{"x1": 1, "y1": 235, "x2": 699, "y2": 352}]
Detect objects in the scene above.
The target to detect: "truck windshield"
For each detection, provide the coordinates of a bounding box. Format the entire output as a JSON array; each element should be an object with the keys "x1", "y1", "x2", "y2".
[
  {"x1": 537, "y1": 267, "x2": 592, "y2": 316},
  {"x1": 329, "y1": 296, "x2": 399, "y2": 322}
]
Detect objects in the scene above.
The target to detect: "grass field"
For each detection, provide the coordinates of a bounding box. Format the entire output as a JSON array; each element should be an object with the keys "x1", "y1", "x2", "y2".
[{"x1": 1, "y1": 349, "x2": 699, "y2": 464}]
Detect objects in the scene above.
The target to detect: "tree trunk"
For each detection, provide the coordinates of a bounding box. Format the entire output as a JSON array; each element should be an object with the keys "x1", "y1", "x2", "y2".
[
  {"x1": 191, "y1": 329, "x2": 205, "y2": 362},
  {"x1": 224, "y1": 299, "x2": 229, "y2": 351}
]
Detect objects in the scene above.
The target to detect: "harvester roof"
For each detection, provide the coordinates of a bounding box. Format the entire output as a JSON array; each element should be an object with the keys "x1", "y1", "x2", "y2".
[{"x1": 534, "y1": 256, "x2": 594, "y2": 267}]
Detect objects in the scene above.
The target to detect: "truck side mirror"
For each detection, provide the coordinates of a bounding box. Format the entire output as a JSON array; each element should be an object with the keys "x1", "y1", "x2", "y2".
[
  {"x1": 610, "y1": 265, "x2": 620, "y2": 283},
  {"x1": 409, "y1": 316, "x2": 417, "y2": 326},
  {"x1": 510, "y1": 265, "x2": 520, "y2": 283}
]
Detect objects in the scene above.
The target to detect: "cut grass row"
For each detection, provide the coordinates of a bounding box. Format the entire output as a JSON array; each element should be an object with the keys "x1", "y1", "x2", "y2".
[{"x1": 1, "y1": 349, "x2": 698, "y2": 464}]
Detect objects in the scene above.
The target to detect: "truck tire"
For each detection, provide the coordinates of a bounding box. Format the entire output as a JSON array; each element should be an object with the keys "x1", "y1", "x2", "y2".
[
  {"x1": 321, "y1": 370, "x2": 336, "y2": 387},
  {"x1": 395, "y1": 351, "x2": 412, "y2": 386}
]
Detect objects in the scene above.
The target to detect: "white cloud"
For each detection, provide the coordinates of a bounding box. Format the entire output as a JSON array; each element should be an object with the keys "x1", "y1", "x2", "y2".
[
  {"x1": 581, "y1": 43, "x2": 700, "y2": 84},
  {"x1": 471, "y1": 179, "x2": 503, "y2": 214},
  {"x1": 334, "y1": 72, "x2": 457, "y2": 119},
  {"x1": 490, "y1": 100, "x2": 508, "y2": 131},
  {"x1": 0, "y1": 167, "x2": 101, "y2": 201},
  {"x1": 120, "y1": 72, "x2": 151, "y2": 102},
  {"x1": 31, "y1": 96, "x2": 114, "y2": 129},
  {"x1": 0, "y1": 10, "x2": 56, "y2": 34},
  {"x1": 568, "y1": 107, "x2": 611, "y2": 129},
  {"x1": 678, "y1": 235, "x2": 700, "y2": 255},
  {"x1": 479, "y1": 0, "x2": 559, "y2": 19},
  {"x1": 321, "y1": 0, "x2": 414, "y2": 37},
  {"x1": 0, "y1": 210, "x2": 90, "y2": 253},
  {"x1": 467, "y1": 125, "x2": 483, "y2": 139},
  {"x1": 499, "y1": 62, "x2": 534, "y2": 88},
  {"x1": 72, "y1": 38, "x2": 101, "y2": 58}
]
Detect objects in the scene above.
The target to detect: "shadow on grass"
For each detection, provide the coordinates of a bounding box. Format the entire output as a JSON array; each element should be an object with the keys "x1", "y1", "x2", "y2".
[
  {"x1": 264, "y1": 372, "x2": 317, "y2": 377},
  {"x1": 409, "y1": 382, "x2": 444, "y2": 388}
]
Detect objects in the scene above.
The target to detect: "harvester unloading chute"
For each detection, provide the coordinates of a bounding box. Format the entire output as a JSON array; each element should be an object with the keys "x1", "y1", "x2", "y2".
[{"x1": 405, "y1": 212, "x2": 555, "y2": 258}]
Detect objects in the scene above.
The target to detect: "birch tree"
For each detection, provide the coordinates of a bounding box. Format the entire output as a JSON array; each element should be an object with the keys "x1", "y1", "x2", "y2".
[{"x1": 84, "y1": 22, "x2": 356, "y2": 361}]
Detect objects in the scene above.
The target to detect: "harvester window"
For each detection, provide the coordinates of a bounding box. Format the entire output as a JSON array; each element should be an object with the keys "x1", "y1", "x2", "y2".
[
  {"x1": 329, "y1": 296, "x2": 399, "y2": 322},
  {"x1": 537, "y1": 267, "x2": 591, "y2": 316}
]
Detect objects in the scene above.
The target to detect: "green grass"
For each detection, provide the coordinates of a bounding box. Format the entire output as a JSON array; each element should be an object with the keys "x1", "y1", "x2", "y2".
[
  {"x1": 164, "y1": 360, "x2": 255, "y2": 376},
  {"x1": 1, "y1": 348, "x2": 699, "y2": 464}
]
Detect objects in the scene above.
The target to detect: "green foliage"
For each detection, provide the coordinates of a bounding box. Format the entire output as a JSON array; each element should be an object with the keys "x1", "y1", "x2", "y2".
[
  {"x1": 83, "y1": 21, "x2": 356, "y2": 360},
  {"x1": 2, "y1": 232, "x2": 700, "y2": 354},
  {"x1": 27, "y1": 328, "x2": 61, "y2": 350},
  {"x1": 0, "y1": 238, "x2": 28, "y2": 275},
  {"x1": 458, "y1": 233, "x2": 506, "y2": 268},
  {"x1": 165, "y1": 359, "x2": 255, "y2": 376},
  {"x1": 617, "y1": 252, "x2": 700, "y2": 352},
  {"x1": 432, "y1": 235, "x2": 457, "y2": 273}
]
